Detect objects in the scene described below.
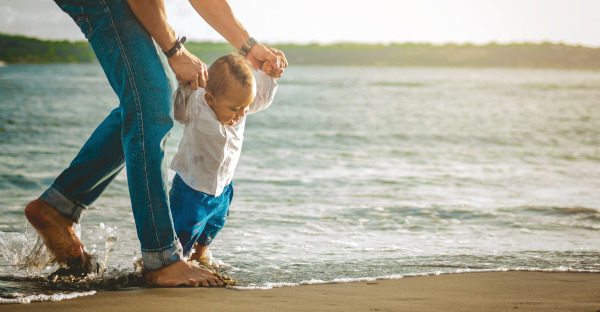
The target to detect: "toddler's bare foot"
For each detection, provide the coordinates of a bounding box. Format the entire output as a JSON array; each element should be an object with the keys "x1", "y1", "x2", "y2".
[
  {"x1": 188, "y1": 244, "x2": 208, "y2": 261},
  {"x1": 145, "y1": 260, "x2": 224, "y2": 287},
  {"x1": 189, "y1": 245, "x2": 215, "y2": 270},
  {"x1": 187, "y1": 245, "x2": 236, "y2": 286},
  {"x1": 24, "y1": 199, "x2": 92, "y2": 270}
]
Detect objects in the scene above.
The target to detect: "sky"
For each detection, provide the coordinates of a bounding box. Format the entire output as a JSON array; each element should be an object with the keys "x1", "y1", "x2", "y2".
[{"x1": 1, "y1": 0, "x2": 599, "y2": 47}]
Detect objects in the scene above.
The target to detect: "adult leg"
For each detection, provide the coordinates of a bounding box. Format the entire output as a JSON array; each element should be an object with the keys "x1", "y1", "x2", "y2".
[
  {"x1": 25, "y1": 107, "x2": 124, "y2": 269},
  {"x1": 27, "y1": 0, "x2": 221, "y2": 286},
  {"x1": 90, "y1": 0, "x2": 222, "y2": 286}
]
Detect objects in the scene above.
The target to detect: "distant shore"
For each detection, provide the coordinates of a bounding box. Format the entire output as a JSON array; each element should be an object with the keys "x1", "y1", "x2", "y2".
[
  {"x1": 1, "y1": 33, "x2": 600, "y2": 69},
  {"x1": 2, "y1": 271, "x2": 599, "y2": 311}
]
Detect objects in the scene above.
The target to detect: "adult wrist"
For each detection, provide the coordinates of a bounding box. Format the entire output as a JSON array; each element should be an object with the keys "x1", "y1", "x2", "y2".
[
  {"x1": 163, "y1": 36, "x2": 186, "y2": 58},
  {"x1": 239, "y1": 37, "x2": 257, "y2": 57}
]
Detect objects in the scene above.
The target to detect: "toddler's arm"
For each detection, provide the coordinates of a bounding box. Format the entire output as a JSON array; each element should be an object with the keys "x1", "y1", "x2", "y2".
[
  {"x1": 173, "y1": 85, "x2": 194, "y2": 124},
  {"x1": 248, "y1": 69, "x2": 278, "y2": 114}
]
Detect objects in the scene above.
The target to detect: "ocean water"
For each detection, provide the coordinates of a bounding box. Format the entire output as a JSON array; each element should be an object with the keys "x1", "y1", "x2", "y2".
[{"x1": 0, "y1": 64, "x2": 599, "y2": 303}]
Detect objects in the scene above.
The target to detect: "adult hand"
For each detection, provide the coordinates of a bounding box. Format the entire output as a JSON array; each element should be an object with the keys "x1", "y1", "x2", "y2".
[
  {"x1": 246, "y1": 43, "x2": 288, "y2": 75},
  {"x1": 168, "y1": 48, "x2": 208, "y2": 90}
]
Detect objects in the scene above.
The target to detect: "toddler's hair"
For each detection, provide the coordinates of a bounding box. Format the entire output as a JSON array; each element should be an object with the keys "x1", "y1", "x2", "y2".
[{"x1": 205, "y1": 53, "x2": 254, "y2": 96}]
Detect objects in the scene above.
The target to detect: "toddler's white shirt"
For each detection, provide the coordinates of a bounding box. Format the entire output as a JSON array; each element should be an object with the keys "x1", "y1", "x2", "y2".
[{"x1": 170, "y1": 70, "x2": 278, "y2": 196}]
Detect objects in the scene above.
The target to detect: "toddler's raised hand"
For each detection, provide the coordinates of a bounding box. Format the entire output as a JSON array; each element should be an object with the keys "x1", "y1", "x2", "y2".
[{"x1": 261, "y1": 57, "x2": 284, "y2": 78}]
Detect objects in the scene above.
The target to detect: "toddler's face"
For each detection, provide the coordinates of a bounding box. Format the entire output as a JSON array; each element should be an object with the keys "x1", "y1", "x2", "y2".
[{"x1": 205, "y1": 78, "x2": 256, "y2": 126}]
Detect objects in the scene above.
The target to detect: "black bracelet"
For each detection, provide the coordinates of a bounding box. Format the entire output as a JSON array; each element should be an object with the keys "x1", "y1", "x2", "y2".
[{"x1": 164, "y1": 36, "x2": 186, "y2": 58}]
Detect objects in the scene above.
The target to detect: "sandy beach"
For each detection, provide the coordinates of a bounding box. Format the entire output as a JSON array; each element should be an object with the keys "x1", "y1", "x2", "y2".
[{"x1": 2, "y1": 271, "x2": 599, "y2": 311}]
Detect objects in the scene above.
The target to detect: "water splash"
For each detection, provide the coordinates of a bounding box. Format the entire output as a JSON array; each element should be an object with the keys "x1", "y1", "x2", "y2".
[
  {"x1": 0, "y1": 224, "x2": 53, "y2": 273},
  {"x1": 0, "y1": 223, "x2": 239, "y2": 305},
  {"x1": 0, "y1": 222, "x2": 144, "y2": 303}
]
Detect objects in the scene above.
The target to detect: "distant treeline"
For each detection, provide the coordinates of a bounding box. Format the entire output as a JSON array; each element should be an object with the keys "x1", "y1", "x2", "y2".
[
  {"x1": 2, "y1": 33, "x2": 600, "y2": 69},
  {"x1": 0, "y1": 34, "x2": 95, "y2": 63}
]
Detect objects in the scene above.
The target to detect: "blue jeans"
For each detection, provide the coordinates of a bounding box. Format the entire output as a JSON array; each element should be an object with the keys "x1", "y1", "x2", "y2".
[
  {"x1": 40, "y1": 0, "x2": 182, "y2": 270},
  {"x1": 169, "y1": 175, "x2": 233, "y2": 256}
]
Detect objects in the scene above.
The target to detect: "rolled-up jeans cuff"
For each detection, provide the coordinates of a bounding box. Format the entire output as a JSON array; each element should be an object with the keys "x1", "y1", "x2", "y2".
[
  {"x1": 142, "y1": 240, "x2": 184, "y2": 270},
  {"x1": 40, "y1": 185, "x2": 86, "y2": 223}
]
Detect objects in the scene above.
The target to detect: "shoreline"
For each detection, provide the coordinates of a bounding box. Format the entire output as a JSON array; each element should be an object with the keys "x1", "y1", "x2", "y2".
[{"x1": 2, "y1": 271, "x2": 599, "y2": 311}]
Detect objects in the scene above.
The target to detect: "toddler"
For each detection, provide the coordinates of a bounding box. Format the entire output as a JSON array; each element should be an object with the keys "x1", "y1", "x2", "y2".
[{"x1": 169, "y1": 53, "x2": 278, "y2": 263}]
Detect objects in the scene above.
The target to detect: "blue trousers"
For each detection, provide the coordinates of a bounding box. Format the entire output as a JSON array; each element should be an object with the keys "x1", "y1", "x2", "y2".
[
  {"x1": 40, "y1": 0, "x2": 182, "y2": 270},
  {"x1": 169, "y1": 175, "x2": 232, "y2": 257}
]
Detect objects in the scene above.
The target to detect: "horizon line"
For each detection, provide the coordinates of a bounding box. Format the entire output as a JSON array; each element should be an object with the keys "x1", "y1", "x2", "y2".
[{"x1": 2, "y1": 32, "x2": 599, "y2": 49}]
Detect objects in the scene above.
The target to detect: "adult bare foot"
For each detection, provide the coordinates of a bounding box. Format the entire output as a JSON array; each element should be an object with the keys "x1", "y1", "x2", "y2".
[
  {"x1": 24, "y1": 198, "x2": 92, "y2": 270},
  {"x1": 145, "y1": 260, "x2": 224, "y2": 287}
]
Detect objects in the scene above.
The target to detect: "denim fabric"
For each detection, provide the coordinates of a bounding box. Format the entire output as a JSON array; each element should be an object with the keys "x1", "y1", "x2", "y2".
[
  {"x1": 40, "y1": 0, "x2": 182, "y2": 270},
  {"x1": 169, "y1": 174, "x2": 232, "y2": 256}
]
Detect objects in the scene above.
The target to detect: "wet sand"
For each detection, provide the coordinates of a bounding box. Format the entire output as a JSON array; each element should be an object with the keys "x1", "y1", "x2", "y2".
[{"x1": 2, "y1": 271, "x2": 599, "y2": 311}]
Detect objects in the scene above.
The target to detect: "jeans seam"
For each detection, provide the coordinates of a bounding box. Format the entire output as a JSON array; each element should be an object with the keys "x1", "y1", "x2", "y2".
[{"x1": 101, "y1": 0, "x2": 163, "y2": 250}]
